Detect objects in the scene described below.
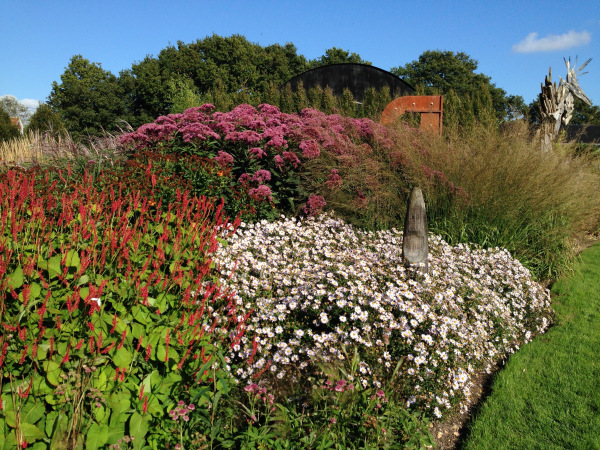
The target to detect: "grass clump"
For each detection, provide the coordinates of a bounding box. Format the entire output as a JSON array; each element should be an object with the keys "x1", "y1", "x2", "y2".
[
  {"x1": 460, "y1": 243, "x2": 600, "y2": 449},
  {"x1": 398, "y1": 120, "x2": 600, "y2": 280}
]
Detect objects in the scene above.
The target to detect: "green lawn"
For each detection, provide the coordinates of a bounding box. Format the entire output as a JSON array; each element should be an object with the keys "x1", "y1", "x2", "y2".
[{"x1": 460, "y1": 243, "x2": 600, "y2": 449}]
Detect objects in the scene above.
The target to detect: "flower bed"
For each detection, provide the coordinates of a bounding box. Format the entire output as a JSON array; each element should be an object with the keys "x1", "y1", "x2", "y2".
[{"x1": 213, "y1": 213, "x2": 554, "y2": 419}]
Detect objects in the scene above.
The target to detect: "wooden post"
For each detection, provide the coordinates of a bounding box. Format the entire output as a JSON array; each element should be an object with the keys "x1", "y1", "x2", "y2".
[{"x1": 402, "y1": 186, "x2": 428, "y2": 274}]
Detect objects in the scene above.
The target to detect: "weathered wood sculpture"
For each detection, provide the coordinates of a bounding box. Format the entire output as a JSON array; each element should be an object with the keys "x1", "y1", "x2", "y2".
[
  {"x1": 402, "y1": 186, "x2": 428, "y2": 274},
  {"x1": 539, "y1": 57, "x2": 592, "y2": 153}
]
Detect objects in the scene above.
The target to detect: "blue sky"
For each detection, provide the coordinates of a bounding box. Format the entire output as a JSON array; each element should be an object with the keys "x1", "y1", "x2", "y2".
[{"x1": 1, "y1": 0, "x2": 599, "y2": 113}]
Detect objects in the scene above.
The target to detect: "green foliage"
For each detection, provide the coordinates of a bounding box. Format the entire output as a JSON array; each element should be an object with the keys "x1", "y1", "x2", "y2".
[
  {"x1": 165, "y1": 76, "x2": 201, "y2": 114},
  {"x1": 308, "y1": 47, "x2": 371, "y2": 68},
  {"x1": 48, "y1": 55, "x2": 130, "y2": 140},
  {"x1": 227, "y1": 353, "x2": 434, "y2": 449},
  {"x1": 0, "y1": 108, "x2": 20, "y2": 142},
  {"x1": 0, "y1": 167, "x2": 244, "y2": 448},
  {"x1": 391, "y1": 50, "x2": 527, "y2": 126},
  {"x1": 24, "y1": 104, "x2": 66, "y2": 137}
]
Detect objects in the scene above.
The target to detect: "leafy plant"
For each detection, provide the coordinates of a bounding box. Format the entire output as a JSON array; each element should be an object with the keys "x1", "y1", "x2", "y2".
[{"x1": 0, "y1": 167, "x2": 247, "y2": 448}]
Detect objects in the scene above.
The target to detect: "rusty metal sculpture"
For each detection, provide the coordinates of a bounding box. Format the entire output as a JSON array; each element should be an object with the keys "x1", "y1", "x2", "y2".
[
  {"x1": 539, "y1": 57, "x2": 592, "y2": 153},
  {"x1": 380, "y1": 95, "x2": 443, "y2": 136}
]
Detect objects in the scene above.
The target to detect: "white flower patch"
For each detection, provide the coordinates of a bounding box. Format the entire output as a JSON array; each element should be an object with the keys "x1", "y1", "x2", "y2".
[{"x1": 213, "y1": 213, "x2": 553, "y2": 418}]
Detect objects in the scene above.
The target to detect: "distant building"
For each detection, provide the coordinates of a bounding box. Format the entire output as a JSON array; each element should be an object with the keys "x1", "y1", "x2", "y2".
[
  {"x1": 10, "y1": 117, "x2": 23, "y2": 134},
  {"x1": 284, "y1": 63, "x2": 415, "y2": 102}
]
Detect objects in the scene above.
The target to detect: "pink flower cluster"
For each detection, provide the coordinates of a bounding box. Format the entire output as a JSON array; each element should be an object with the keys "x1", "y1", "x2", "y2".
[
  {"x1": 168, "y1": 400, "x2": 195, "y2": 423},
  {"x1": 120, "y1": 102, "x2": 414, "y2": 216},
  {"x1": 244, "y1": 383, "x2": 275, "y2": 405},
  {"x1": 322, "y1": 379, "x2": 355, "y2": 392},
  {"x1": 249, "y1": 185, "x2": 272, "y2": 202},
  {"x1": 326, "y1": 169, "x2": 343, "y2": 190},
  {"x1": 302, "y1": 194, "x2": 327, "y2": 216}
]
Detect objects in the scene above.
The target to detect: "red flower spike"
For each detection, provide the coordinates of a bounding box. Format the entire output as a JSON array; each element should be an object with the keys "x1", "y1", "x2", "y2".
[
  {"x1": 110, "y1": 314, "x2": 117, "y2": 333},
  {"x1": 117, "y1": 330, "x2": 127, "y2": 349},
  {"x1": 61, "y1": 342, "x2": 71, "y2": 365},
  {"x1": 19, "y1": 345, "x2": 28, "y2": 364}
]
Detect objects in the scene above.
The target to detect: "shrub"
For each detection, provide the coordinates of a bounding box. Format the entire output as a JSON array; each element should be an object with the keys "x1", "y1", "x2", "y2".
[{"x1": 120, "y1": 103, "x2": 437, "y2": 229}]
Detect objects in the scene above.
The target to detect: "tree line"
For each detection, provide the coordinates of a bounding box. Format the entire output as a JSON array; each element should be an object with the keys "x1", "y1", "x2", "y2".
[{"x1": 2, "y1": 34, "x2": 598, "y2": 142}]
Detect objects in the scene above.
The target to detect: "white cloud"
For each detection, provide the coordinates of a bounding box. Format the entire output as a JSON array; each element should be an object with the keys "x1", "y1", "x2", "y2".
[
  {"x1": 20, "y1": 98, "x2": 41, "y2": 112},
  {"x1": 512, "y1": 30, "x2": 591, "y2": 53}
]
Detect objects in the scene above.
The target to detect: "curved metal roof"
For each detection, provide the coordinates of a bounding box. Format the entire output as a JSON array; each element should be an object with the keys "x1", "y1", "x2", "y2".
[{"x1": 284, "y1": 63, "x2": 415, "y2": 102}]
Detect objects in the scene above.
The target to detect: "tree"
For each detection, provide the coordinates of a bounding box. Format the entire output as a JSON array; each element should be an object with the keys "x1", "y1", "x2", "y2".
[
  {"x1": 0, "y1": 108, "x2": 20, "y2": 142},
  {"x1": 0, "y1": 95, "x2": 30, "y2": 124},
  {"x1": 24, "y1": 103, "x2": 66, "y2": 136},
  {"x1": 48, "y1": 55, "x2": 129, "y2": 139},
  {"x1": 391, "y1": 50, "x2": 526, "y2": 124},
  {"x1": 571, "y1": 99, "x2": 600, "y2": 125},
  {"x1": 309, "y1": 47, "x2": 371, "y2": 68}
]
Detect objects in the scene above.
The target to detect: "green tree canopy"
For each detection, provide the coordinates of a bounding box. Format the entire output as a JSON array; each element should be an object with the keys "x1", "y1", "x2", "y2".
[
  {"x1": 0, "y1": 108, "x2": 21, "y2": 142},
  {"x1": 309, "y1": 47, "x2": 371, "y2": 68},
  {"x1": 391, "y1": 50, "x2": 526, "y2": 124},
  {"x1": 24, "y1": 103, "x2": 66, "y2": 136},
  {"x1": 48, "y1": 55, "x2": 129, "y2": 139}
]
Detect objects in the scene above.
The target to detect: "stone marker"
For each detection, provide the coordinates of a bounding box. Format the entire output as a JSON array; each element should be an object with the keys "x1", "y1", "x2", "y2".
[{"x1": 402, "y1": 186, "x2": 428, "y2": 274}]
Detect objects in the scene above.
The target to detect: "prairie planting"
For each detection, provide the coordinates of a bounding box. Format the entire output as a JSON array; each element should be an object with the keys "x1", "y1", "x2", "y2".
[{"x1": 0, "y1": 103, "x2": 598, "y2": 448}]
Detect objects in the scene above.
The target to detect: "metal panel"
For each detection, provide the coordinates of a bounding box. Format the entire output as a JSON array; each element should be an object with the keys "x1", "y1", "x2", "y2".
[{"x1": 380, "y1": 95, "x2": 443, "y2": 136}]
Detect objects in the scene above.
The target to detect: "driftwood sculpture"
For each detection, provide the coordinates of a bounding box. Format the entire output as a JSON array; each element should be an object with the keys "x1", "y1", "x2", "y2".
[
  {"x1": 402, "y1": 186, "x2": 428, "y2": 274},
  {"x1": 539, "y1": 57, "x2": 592, "y2": 153}
]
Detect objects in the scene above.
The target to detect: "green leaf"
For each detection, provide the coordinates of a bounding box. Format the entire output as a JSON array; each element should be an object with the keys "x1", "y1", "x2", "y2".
[
  {"x1": 93, "y1": 368, "x2": 108, "y2": 391},
  {"x1": 106, "y1": 421, "x2": 125, "y2": 445},
  {"x1": 22, "y1": 402, "x2": 46, "y2": 425},
  {"x1": 43, "y1": 360, "x2": 61, "y2": 386},
  {"x1": 141, "y1": 373, "x2": 152, "y2": 395},
  {"x1": 77, "y1": 275, "x2": 90, "y2": 286},
  {"x1": 45, "y1": 411, "x2": 58, "y2": 437},
  {"x1": 65, "y1": 249, "x2": 81, "y2": 268},
  {"x1": 7, "y1": 266, "x2": 24, "y2": 290},
  {"x1": 30, "y1": 282, "x2": 42, "y2": 299},
  {"x1": 48, "y1": 255, "x2": 62, "y2": 279},
  {"x1": 129, "y1": 412, "x2": 149, "y2": 450},
  {"x1": 79, "y1": 286, "x2": 90, "y2": 300},
  {"x1": 0, "y1": 430, "x2": 16, "y2": 450},
  {"x1": 156, "y1": 344, "x2": 166, "y2": 362},
  {"x1": 21, "y1": 423, "x2": 45, "y2": 442},
  {"x1": 107, "y1": 393, "x2": 131, "y2": 416},
  {"x1": 113, "y1": 347, "x2": 133, "y2": 367},
  {"x1": 50, "y1": 413, "x2": 69, "y2": 449},
  {"x1": 85, "y1": 422, "x2": 108, "y2": 449}
]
